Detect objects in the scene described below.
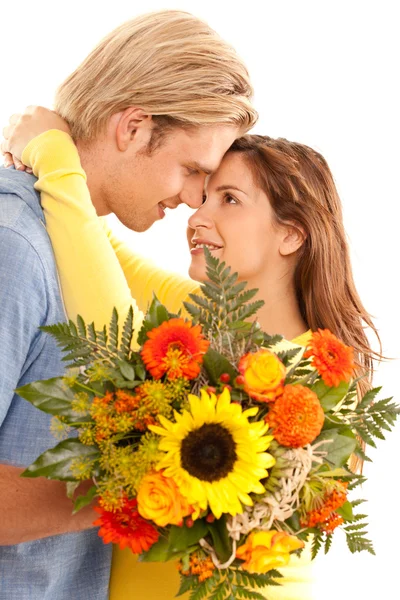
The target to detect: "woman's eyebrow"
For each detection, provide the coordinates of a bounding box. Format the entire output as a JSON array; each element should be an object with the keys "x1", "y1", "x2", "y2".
[{"x1": 215, "y1": 184, "x2": 248, "y2": 196}]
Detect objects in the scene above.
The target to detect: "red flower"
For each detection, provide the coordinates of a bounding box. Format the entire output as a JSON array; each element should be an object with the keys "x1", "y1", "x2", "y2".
[
  {"x1": 304, "y1": 329, "x2": 355, "y2": 387},
  {"x1": 141, "y1": 318, "x2": 209, "y2": 380},
  {"x1": 93, "y1": 498, "x2": 159, "y2": 553}
]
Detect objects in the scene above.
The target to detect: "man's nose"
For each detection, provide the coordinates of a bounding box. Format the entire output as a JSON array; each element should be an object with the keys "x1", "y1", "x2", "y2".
[{"x1": 180, "y1": 176, "x2": 206, "y2": 209}]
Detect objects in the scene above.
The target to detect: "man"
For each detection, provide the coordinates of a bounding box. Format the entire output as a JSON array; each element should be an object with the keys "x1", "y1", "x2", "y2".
[{"x1": 0, "y1": 9, "x2": 257, "y2": 600}]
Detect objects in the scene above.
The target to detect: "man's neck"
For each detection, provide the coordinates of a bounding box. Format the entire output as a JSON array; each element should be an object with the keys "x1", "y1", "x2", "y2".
[{"x1": 76, "y1": 139, "x2": 110, "y2": 216}]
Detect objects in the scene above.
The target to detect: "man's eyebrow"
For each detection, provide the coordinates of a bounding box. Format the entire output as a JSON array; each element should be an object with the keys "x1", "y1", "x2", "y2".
[
  {"x1": 186, "y1": 161, "x2": 214, "y2": 175},
  {"x1": 215, "y1": 184, "x2": 248, "y2": 196}
]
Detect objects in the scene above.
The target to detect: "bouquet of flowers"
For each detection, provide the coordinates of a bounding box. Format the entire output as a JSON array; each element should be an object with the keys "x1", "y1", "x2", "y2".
[{"x1": 17, "y1": 251, "x2": 399, "y2": 599}]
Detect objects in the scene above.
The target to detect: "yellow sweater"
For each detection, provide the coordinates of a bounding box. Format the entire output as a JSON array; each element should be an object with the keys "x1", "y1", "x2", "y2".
[{"x1": 22, "y1": 130, "x2": 314, "y2": 600}]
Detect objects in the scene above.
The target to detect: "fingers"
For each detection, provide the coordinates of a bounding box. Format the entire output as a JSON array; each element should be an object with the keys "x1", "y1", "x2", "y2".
[
  {"x1": 2, "y1": 152, "x2": 13, "y2": 167},
  {"x1": 13, "y1": 157, "x2": 26, "y2": 171},
  {"x1": 9, "y1": 113, "x2": 20, "y2": 125}
]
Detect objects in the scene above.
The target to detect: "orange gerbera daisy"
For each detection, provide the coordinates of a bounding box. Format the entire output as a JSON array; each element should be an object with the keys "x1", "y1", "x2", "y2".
[
  {"x1": 267, "y1": 384, "x2": 324, "y2": 447},
  {"x1": 141, "y1": 318, "x2": 209, "y2": 380},
  {"x1": 93, "y1": 498, "x2": 159, "y2": 553},
  {"x1": 304, "y1": 329, "x2": 355, "y2": 387}
]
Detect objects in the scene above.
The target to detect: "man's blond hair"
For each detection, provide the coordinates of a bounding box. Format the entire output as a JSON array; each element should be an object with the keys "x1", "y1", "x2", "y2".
[{"x1": 54, "y1": 10, "x2": 258, "y2": 140}]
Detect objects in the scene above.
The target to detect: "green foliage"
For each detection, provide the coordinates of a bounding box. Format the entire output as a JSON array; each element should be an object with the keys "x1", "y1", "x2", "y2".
[
  {"x1": 21, "y1": 439, "x2": 100, "y2": 481},
  {"x1": 41, "y1": 307, "x2": 136, "y2": 370},
  {"x1": 168, "y1": 520, "x2": 208, "y2": 554},
  {"x1": 183, "y1": 248, "x2": 264, "y2": 347},
  {"x1": 16, "y1": 378, "x2": 77, "y2": 419},
  {"x1": 176, "y1": 575, "x2": 198, "y2": 596},
  {"x1": 311, "y1": 380, "x2": 349, "y2": 411},
  {"x1": 313, "y1": 429, "x2": 357, "y2": 467},
  {"x1": 73, "y1": 484, "x2": 98, "y2": 513},
  {"x1": 203, "y1": 349, "x2": 238, "y2": 386},
  {"x1": 207, "y1": 516, "x2": 232, "y2": 563},
  {"x1": 137, "y1": 296, "x2": 170, "y2": 345}
]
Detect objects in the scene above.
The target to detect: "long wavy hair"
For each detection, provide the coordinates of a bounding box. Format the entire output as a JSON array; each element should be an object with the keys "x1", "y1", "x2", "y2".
[{"x1": 229, "y1": 135, "x2": 381, "y2": 470}]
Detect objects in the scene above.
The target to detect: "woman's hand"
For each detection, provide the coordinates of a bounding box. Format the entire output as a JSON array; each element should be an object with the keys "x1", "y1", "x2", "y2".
[{"x1": 1, "y1": 106, "x2": 71, "y2": 171}]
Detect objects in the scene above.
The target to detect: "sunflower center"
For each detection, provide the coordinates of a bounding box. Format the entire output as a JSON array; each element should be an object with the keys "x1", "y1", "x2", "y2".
[{"x1": 180, "y1": 423, "x2": 237, "y2": 482}]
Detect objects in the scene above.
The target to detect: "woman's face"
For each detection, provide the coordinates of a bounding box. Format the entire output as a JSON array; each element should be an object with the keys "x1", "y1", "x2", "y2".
[{"x1": 187, "y1": 152, "x2": 294, "y2": 284}]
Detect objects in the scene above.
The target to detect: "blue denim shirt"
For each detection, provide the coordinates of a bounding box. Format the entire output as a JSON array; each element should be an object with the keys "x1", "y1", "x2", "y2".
[{"x1": 0, "y1": 167, "x2": 111, "y2": 599}]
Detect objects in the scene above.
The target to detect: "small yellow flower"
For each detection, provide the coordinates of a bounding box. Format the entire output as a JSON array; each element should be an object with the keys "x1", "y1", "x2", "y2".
[{"x1": 236, "y1": 530, "x2": 304, "y2": 573}]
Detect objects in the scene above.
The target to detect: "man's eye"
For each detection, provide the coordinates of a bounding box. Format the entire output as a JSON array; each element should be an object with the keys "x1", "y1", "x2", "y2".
[{"x1": 186, "y1": 167, "x2": 200, "y2": 176}]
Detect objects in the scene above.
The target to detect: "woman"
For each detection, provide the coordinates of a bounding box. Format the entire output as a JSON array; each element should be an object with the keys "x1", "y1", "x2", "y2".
[{"x1": 4, "y1": 113, "x2": 379, "y2": 599}]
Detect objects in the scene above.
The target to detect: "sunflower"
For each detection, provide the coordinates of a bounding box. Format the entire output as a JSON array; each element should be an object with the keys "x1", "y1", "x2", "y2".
[
  {"x1": 141, "y1": 318, "x2": 210, "y2": 380},
  {"x1": 149, "y1": 388, "x2": 275, "y2": 519},
  {"x1": 93, "y1": 498, "x2": 160, "y2": 553},
  {"x1": 304, "y1": 329, "x2": 355, "y2": 387}
]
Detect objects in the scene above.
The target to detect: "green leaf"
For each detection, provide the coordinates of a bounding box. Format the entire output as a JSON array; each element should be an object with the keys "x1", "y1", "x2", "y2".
[
  {"x1": 66, "y1": 481, "x2": 80, "y2": 499},
  {"x1": 138, "y1": 535, "x2": 171, "y2": 562},
  {"x1": 118, "y1": 360, "x2": 136, "y2": 381},
  {"x1": 311, "y1": 380, "x2": 349, "y2": 411},
  {"x1": 137, "y1": 296, "x2": 170, "y2": 345},
  {"x1": 73, "y1": 485, "x2": 98, "y2": 513},
  {"x1": 176, "y1": 574, "x2": 198, "y2": 596},
  {"x1": 21, "y1": 439, "x2": 100, "y2": 481},
  {"x1": 207, "y1": 515, "x2": 232, "y2": 563},
  {"x1": 337, "y1": 500, "x2": 354, "y2": 521},
  {"x1": 203, "y1": 349, "x2": 237, "y2": 386},
  {"x1": 168, "y1": 520, "x2": 208, "y2": 553},
  {"x1": 16, "y1": 377, "x2": 76, "y2": 417},
  {"x1": 314, "y1": 429, "x2": 357, "y2": 467}
]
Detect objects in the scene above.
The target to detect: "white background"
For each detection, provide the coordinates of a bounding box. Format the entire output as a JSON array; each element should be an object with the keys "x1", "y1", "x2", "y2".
[{"x1": 1, "y1": 1, "x2": 399, "y2": 597}]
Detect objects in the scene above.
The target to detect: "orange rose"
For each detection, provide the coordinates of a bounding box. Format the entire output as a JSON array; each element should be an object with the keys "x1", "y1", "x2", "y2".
[
  {"x1": 236, "y1": 530, "x2": 304, "y2": 573},
  {"x1": 137, "y1": 471, "x2": 192, "y2": 527},
  {"x1": 238, "y1": 349, "x2": 286, "y2": 403}
]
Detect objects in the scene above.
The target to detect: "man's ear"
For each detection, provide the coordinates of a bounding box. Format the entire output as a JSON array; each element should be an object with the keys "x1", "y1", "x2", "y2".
[
  {"x1": 113, "y1": 107, "x2": 153, "y2": 152},
  {"x1": 279, "y1": 223, "x2": 307, "y2": 256}
]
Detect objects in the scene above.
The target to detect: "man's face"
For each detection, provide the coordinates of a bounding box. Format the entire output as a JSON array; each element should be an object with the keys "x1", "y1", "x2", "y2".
[{"x1": 102, "y1": 124, "x2": 239, "y2": 232}]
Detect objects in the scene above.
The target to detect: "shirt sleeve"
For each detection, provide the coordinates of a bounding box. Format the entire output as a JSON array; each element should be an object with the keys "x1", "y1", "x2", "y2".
[
  {"x1": 101, "y1": 220, "x2": 200, "y2": 314},
  {"x1": 0, "y1": 222, "x2": 48, "y2": 426},
  {"x1": 22, "y1": 131, "x2": 199, "y2": 337}
]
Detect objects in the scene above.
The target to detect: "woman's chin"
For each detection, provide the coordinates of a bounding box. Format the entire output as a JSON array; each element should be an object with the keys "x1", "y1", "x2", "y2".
[{"x1": 188, "y1": 263, "x2": 207, "y2": 283}]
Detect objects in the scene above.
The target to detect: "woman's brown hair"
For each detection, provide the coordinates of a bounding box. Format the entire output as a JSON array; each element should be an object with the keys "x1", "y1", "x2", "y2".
[{"x1": 229, "y1": 135, "x2": 381, "y2": 470}]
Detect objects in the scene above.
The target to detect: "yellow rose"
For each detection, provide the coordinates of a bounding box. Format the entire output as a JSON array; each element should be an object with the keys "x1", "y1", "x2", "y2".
[
  {"x1": 236, "y1": 530, "x2": 304, "y2": 574},
  {"x1": 238, "y1": 349, "x2": 286, "y2": 403},
  {"x1": 137, "y1": 470, "x2": 192, "y2": 527}
]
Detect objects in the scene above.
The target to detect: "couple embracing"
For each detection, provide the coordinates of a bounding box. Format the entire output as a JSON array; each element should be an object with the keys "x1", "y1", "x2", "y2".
[{"x1": 0, "y1": 9, "x2": 376, "y2": 600}]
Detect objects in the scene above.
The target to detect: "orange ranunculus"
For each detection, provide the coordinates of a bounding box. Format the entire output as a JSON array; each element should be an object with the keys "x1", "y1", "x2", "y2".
[
  {"x1": 238, "y1": 349, "x2": 286, "y2": 403},
  {"x1": 267, "y1": 384, "x2": 325, "y2": 447},
  {"x1": 236, "y1": 530, "x2": 304, "y2": 574},
  {"x1": 304, "y1": 329, "x2": 355, "y2": 387},
  {"x1": 137, "y1": 470, "x2": 193, "y2": 527}
]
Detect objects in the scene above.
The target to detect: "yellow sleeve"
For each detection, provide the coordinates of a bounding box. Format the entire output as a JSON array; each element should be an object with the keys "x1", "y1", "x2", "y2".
[
  {"x1": 101, "y1": 220, "x2": 199, "y2": 315},
  {"x1": 21, "y1": 130, "x2": 198, "y2": 333}
]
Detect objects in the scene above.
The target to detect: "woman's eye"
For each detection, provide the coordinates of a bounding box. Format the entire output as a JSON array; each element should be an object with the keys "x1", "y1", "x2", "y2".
[{"x1": 223, "y1": 194, "x2": 238, "y2": 205}]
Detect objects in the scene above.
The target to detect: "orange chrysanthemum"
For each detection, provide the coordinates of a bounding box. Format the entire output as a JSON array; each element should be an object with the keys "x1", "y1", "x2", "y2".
[
  {"x1": 304, "y1": 329, "x2": 355, "y2": 387},
  {"x1": 141, "y1": 318, "x2": 209, "y2": 380},
  {"x1": 302, "y1": 482, "x2": 348, "y2": 533},
  {"x1": 93, "y1": 498, "x2": 159, "y2": 553},
  {"x1": 267, "y1": 384, "x2": 324, "y2": 447}
]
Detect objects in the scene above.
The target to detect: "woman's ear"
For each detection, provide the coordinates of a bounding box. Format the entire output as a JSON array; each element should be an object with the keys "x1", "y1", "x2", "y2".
[{"x1": 279, "y1": 223, "x2": 306, "y2": 256}]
